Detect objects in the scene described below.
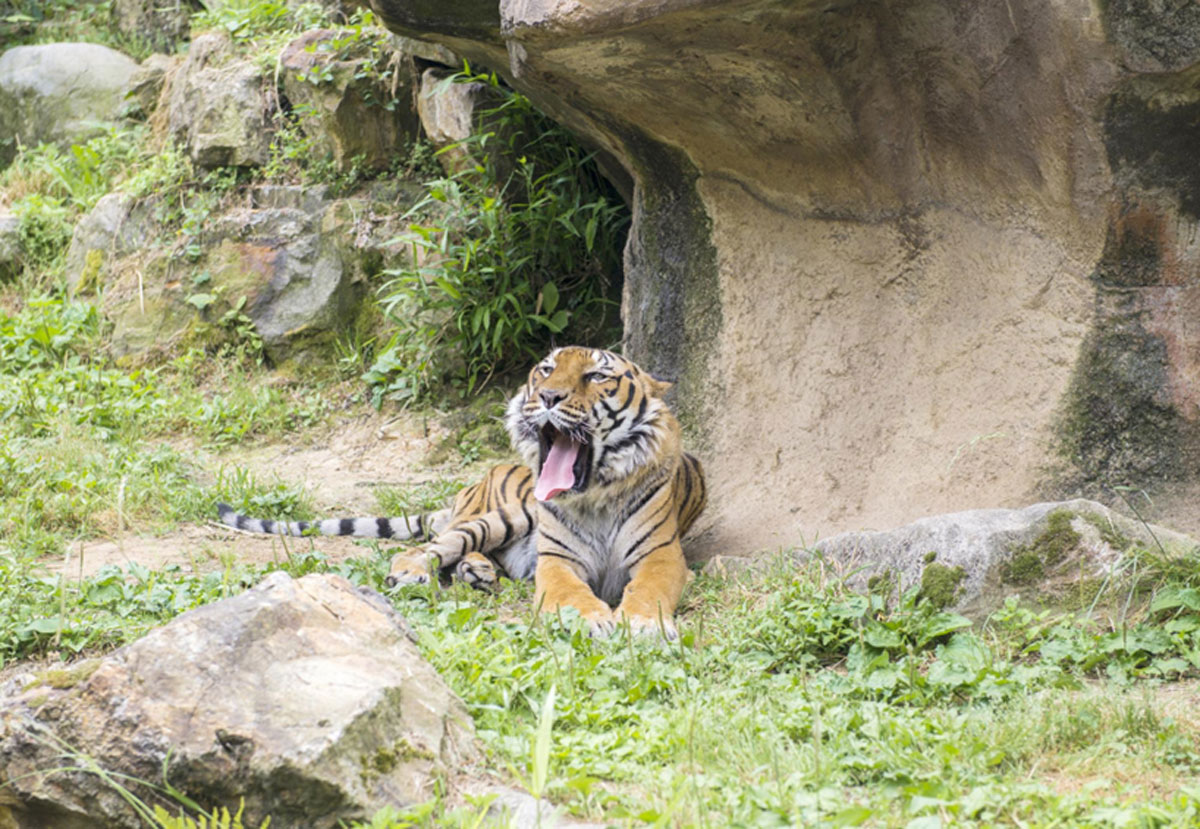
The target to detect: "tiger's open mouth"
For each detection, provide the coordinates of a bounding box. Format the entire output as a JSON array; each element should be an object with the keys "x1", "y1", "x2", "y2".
[{"x1": 535, "y1": 423, "x2": 592, "y2": 501}]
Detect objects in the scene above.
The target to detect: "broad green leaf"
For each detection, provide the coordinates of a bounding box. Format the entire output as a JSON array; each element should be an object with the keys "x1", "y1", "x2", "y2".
[{"x1": 541, "y1": 282, "x2": 559, "y2": 314}]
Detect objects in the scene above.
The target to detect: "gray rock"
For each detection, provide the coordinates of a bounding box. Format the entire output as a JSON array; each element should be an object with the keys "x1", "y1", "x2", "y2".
[
  {"x1": 0, "y1": 573, "x2": 478, "y2": 828},
  {"x1": 105, "y1": 185, "x2": 415, "y2": 363},
  {"x1": 126, "y1": 53, "x2": 179, "y2": 118},
  {"x1": 811, "y1": 499, "x2": 1199, "y2": 617},
  {"x1": 390, "y1": 33, "x2": 461, "y2": 67},
  {"x1": 166, "y1": 32, "x2": 272, "y2": 168},
  {"x1": 211, "y1": 203, "x2": 362, "y2": 360},
  {"x1": 0, "y1": 43, "x2": 139, "y2": 167},
  {"x1": 279, "y1": 29, "x2": 420, "y2": 172},
  {"x1": 417, "y1": 67, "x2": 498, "y2": 173},
  {"x1": 63, "y1": 193, "x2": 155, "y2": 294},
  {"x1": 0, "y1": 209, "x2": 20, "y2": 279},
  {"x1": 113, "y1": 0, "x2": 194, "y2": 54}
]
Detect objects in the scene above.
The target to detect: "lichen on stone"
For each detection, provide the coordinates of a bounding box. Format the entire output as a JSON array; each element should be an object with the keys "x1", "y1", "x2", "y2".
[
  {"x1": 1082, "y1": 511, "x2": 1132, "y2": 551},
  {"x1": 28, "y1": 658, "x2": 101, "y2": 691},
  {"x1": 358, "y1": 737, "x2": 435, "y2": 786}
]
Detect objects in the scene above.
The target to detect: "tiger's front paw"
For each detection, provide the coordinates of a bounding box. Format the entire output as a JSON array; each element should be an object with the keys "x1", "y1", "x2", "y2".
[
  {"x1": 385, "y1": 550, "x2": 439, "y2": 588},
  {"x1": 615, "y1": 607, "x2": 678, "y2": 641},
  {"x1": 455, "y1": 553, "x2": 499, "y2": 592},
  {"x1": 582, "y1": 605, "x2": 617, "y2": 638},
  {"x1": 540, "y1": 596, "x2": 615, "y2": 637}
]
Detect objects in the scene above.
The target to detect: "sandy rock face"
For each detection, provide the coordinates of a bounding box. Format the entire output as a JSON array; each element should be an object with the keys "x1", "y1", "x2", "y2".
[
  {"x1": 0, "y1": 573, "x2": 478, "y2": 829},
  {"x1": 370, "y1": 0, "x2": 1200, "y2": 551}
]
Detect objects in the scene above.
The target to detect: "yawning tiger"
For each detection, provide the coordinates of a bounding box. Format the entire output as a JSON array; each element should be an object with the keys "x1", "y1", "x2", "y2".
[{"x1": 217, "y1": 346, "x2": 706, "y2": 637}]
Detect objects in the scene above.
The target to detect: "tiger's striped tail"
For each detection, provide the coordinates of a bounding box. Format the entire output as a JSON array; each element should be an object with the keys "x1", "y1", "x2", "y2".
[{"x1": 215, "y1": 503, "x2": 453, "y2": 540}]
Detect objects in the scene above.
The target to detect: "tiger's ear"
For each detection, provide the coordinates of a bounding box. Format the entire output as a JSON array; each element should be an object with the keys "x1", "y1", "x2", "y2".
[{"x1": 646, "y1": 373, "x2": 673, "y2": 398}]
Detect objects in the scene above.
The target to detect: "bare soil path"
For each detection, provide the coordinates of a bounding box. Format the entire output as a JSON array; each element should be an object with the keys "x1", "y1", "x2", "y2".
[{"x1": 46, "y1": 408, "x2": 505, "y2": 579}]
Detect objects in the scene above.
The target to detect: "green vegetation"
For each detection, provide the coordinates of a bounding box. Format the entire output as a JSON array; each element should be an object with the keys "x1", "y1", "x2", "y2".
[
  {"x1": 9, "y1": 548, "x2": 1200, "y2": 825},
  {"x1": 366, "y1": 69, "x2": 629, "y2": 404},
  {"x1": 0, "y1": 0, "x2": 160, "y2": 60}
]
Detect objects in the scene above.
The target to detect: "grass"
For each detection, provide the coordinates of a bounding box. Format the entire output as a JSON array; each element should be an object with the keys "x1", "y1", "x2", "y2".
[{"x1": 7, "y1": 547, "x2": 1200, "y2": 826}]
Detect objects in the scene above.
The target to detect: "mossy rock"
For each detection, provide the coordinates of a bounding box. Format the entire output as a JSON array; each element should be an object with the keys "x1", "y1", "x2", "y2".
[{"x1": 27, "y1": 659, "x2": 101, "y2": 691}]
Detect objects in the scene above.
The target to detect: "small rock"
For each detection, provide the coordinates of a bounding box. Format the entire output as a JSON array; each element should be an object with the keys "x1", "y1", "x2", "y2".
[
  {"x1": 0, "y1": 209, "x2": 21, "y2": 279},
  {"x1": 390, "y1": 34, "x2": 460, "y2": 67},
  {"x1": 166, "y1": 32, "x2": 272, "y2": 168},
  {"x1": 0, "y1": 572, "x2": 478, "y2": 828},
  {"x1": 126, "y1": 53, "x2": 180, "y2": 118},
  {"x1": 63, "y1": 193, "x2": 154, "y2": 294},
  {"x1": 417, "y1": 66, "x2": 499, "y2": 172}
]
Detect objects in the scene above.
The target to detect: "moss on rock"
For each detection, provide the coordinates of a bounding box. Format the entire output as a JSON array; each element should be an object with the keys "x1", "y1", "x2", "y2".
[
  {"x1": 1001, "y1": 510, "x2": 1082, "y2": 585},
  {"x1": 28, "y1": 659, "x2": 101, "y2": 691},
  {"x1": 919, "y1": 557, "x2": 966, "y2": 609}
]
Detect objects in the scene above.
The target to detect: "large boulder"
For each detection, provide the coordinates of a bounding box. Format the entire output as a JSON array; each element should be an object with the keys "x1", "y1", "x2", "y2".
[
  {"x1": 166, "y1": 32, "x2": 272, "y2": 168},
  {"x1": 0, "y1": 43, "x2": 138, "y2": 167},
  {"x1": 280, "y1": 29, "x2": 421, "y2": 172},
  {"x1": 368, "y1": 0, "x2": 1200, "y2": 553},
  {"x1": 0, "y1": 573, "x2": 478, "y2": 828},
  {"x1": 810, "y1": 499, "x2": 1199, "y2": 617}
]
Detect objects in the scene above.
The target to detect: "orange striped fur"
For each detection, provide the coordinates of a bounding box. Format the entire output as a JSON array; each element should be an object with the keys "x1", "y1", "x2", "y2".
[
  {"x1": 388, "y1": 346, "x2": 706, "y2": 637},
  {"x1": 220, "y1": 346, "x2": 705, "y2": 637}
]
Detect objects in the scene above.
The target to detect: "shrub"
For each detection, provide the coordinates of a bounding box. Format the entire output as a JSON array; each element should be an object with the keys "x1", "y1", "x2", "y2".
[{"x1": 365, "y1": 70, "x2": 629, "y2": 405}]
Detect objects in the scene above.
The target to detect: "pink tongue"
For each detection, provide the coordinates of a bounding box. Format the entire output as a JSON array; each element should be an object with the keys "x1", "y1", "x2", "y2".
[{"x1": 535, "y1": 433, "x2": 580, "y2": 501}]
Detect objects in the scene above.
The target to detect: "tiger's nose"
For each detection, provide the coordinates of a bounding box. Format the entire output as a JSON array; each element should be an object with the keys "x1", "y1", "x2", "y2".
[{"x1": 540, "y1": 389, "x2": 566, "y2": 409}]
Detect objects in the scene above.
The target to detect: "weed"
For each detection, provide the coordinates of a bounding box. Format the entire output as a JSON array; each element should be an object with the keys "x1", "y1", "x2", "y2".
[{"x1": 191, "y1": 0, "x2": 330, "y2": 47}]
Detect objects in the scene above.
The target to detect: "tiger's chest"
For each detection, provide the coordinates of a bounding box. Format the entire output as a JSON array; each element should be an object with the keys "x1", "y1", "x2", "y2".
[{"x1": 535, "y1": 500, "x2": 635, "y2": 605}]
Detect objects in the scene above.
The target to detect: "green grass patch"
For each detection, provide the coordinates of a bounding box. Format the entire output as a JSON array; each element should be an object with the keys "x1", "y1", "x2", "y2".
[
  {"x1": 6, "y1": 549, "x2": 1200, "y2": 826},
  {"x1": 0, "y1": 295, "x2": 328, "y2": 559}
]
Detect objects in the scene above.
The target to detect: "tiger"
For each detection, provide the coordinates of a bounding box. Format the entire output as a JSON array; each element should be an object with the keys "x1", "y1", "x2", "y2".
[{"x1": 216, "y1": 346, "x2": 706, "y2": 637}]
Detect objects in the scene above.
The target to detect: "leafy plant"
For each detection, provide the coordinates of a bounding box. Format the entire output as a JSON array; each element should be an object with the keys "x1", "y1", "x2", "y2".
[
  {"x1": 365, "y1": 69, "x2": 629, "y2": 405},
  {"x1": 192, "y1": 0, "x2": 329, "y2": 45}
]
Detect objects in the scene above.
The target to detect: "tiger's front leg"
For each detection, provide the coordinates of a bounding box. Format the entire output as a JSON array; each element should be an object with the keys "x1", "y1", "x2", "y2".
[
  {"x1": 614, "y1": 542, "x2": 689, "y2": 640},
  {"x1": 535, "y1": 556, "x2": 615, "y2": 636}
]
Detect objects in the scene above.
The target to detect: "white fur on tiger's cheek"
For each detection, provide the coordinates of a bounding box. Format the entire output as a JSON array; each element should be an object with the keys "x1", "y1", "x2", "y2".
[{"x1": 505, "y1": 389, "x2": 541, "y2": 468}]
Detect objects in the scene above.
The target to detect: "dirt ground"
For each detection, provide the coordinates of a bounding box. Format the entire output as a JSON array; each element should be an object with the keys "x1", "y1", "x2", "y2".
[{"x1": 46, "y1": 408, "x2": 503, "y2": 579}]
